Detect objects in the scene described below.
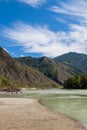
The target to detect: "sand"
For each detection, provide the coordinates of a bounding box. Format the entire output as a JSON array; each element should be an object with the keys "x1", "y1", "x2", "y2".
[{"x1": 0, "y1": 98, "x2": 86, "y2": 130}]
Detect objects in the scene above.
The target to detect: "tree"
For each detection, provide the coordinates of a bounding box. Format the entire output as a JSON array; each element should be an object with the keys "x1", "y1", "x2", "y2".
[{"x1": 64, "y1": 74, "x2": 87, "y2": 89}]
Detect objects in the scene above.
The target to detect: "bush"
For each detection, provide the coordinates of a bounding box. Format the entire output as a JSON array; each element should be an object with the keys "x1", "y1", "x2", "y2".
[{"x1": 64, "y1": 74, "x2": 87, "y2": 89}]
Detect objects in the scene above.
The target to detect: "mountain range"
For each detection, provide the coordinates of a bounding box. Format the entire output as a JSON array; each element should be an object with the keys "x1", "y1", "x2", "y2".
[
  {"x1": 0, "y1": 46, "x2": 87, "y2": 89},
  {"x1": 0, "y1": 47, "x2": 58, "y2": 89},
  {"x1": 16, "y1": 56, "x2": 78, "y2": 84}
]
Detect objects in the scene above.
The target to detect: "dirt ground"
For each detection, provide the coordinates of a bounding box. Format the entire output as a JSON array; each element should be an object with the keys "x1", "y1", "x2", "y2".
[{"x1": 0, "y1": 98, "x2": 86, "y2": 130}]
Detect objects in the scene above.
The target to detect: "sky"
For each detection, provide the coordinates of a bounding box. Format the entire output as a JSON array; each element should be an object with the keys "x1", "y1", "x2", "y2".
[{"x1": 0, "y1": 0, "x2": 87, "y2": 57}]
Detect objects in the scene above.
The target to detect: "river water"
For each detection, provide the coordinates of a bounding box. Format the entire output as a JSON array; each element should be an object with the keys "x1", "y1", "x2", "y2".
[
  {"x1": 22, "y1": 89, "x2": 87, "y2": 128},
  {"x1": 0, "y1": 89, "x2": 87, "y2": 128}
]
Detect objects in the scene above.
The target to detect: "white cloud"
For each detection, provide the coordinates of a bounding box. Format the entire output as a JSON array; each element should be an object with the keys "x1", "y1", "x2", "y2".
[
  {"x1": 50, "y1": 0, "x2": 87, "y2": 24},
  {"x1": 20, "y1": 54, "x2": 25, "y2": 57},
  {"x1": 18, "y1": 0, "x2": 47, "y2": 7},
  {"x1": 1, "y1": 22, "x2": 87, "y2": 57},
  {"x1": 3, "y1": 48, "x2": 9, "y2": 53}
]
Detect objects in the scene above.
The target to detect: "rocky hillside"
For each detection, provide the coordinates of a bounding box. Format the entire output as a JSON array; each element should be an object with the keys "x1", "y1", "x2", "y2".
[
  {"x1": 1, "y1": 46, "x2": 85, "y2": 89},
  {"x1": 54, "y1": 52, "x2": 87, "y2": 74},
  {"x1": 16, "y1": 56, "x2": 78, "y2": 84},
  {"x1": 0, "y1": 47, "x2": 58, "y2": 89}
]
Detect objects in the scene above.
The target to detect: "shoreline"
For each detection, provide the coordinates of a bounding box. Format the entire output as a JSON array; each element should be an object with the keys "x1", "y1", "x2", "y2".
[
  {"x1": 0, "y1": 98, "x2": 86, "y2": 130},
  {"x1": 39, "y1": 99, "x2": 87, "y2": 130}
]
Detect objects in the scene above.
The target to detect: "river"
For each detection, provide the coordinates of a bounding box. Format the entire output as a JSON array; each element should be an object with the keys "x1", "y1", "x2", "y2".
[
  {"x1": 22, "y1": 89, "x2": 87, "y2": 128},
  {"x1": 0, "y1": 89, "x2": 87, "y2": 128}
]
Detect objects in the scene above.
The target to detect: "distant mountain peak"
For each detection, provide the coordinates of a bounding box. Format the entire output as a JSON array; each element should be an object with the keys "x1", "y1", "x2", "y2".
[
  {"x1": 67, "y1": 52, "x2": 87, "y2": 56},
  {"x1": 54, "y1": 52, "x2": 87, "y2": 74}
]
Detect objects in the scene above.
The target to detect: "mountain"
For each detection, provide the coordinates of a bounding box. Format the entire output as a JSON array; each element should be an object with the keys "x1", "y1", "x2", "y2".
[
  {"x1": 1, "y1": 46, "x2": 85, "y2": 90},
  {"x1": 16, "y1": 56, "x2": 78, "y2": 84},
  {"x1": 54, "y1": 52, "x2": 87, "y2": 74},
  {"x1": 0, "y1": 47, "x2": 59, "y2": 89}
]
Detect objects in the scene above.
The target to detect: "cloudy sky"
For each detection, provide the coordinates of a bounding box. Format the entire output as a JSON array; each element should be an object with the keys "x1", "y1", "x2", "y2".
[{"x1": 0, "y1": 0, "x2": 87, "y2": 57}]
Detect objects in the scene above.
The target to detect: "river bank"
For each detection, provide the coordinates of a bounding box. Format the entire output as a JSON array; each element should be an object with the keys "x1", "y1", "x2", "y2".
[{"x1": 0, "y1": 98, "x2": 86, "y2": 130}]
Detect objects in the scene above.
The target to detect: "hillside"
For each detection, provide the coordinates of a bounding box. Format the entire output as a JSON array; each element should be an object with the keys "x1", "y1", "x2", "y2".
[
  {"x1": 54, "y1": 52, "x2": 87, "y2": 74},
  {"x1": 16, "y1": 56, "x2": 78, "y2": 84},
  {"x1": 0, "y1": 47, "x2": 58, "y2": 89}
]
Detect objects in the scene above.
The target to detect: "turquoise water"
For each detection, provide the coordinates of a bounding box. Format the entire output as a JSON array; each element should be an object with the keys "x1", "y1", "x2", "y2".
[{"x1": 0, "y1": 89, "x2": 87, "y2": 127}]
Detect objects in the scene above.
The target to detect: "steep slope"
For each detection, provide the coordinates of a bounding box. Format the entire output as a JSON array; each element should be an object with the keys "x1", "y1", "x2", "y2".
[
  {"x1": 54, "y1": 52, "x2": 87, "y2": 74},
  {"x1": 16, "y1": 56, "x2": 78, "y2": 84},
  {"x1": 0, "y1": 47, "x2": 58, "y2": 88}
]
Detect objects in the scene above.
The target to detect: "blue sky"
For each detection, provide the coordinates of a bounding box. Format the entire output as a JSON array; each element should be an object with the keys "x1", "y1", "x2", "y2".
[{"x1": 0, "y1": 0, "x2": 87, "y2": 57}]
